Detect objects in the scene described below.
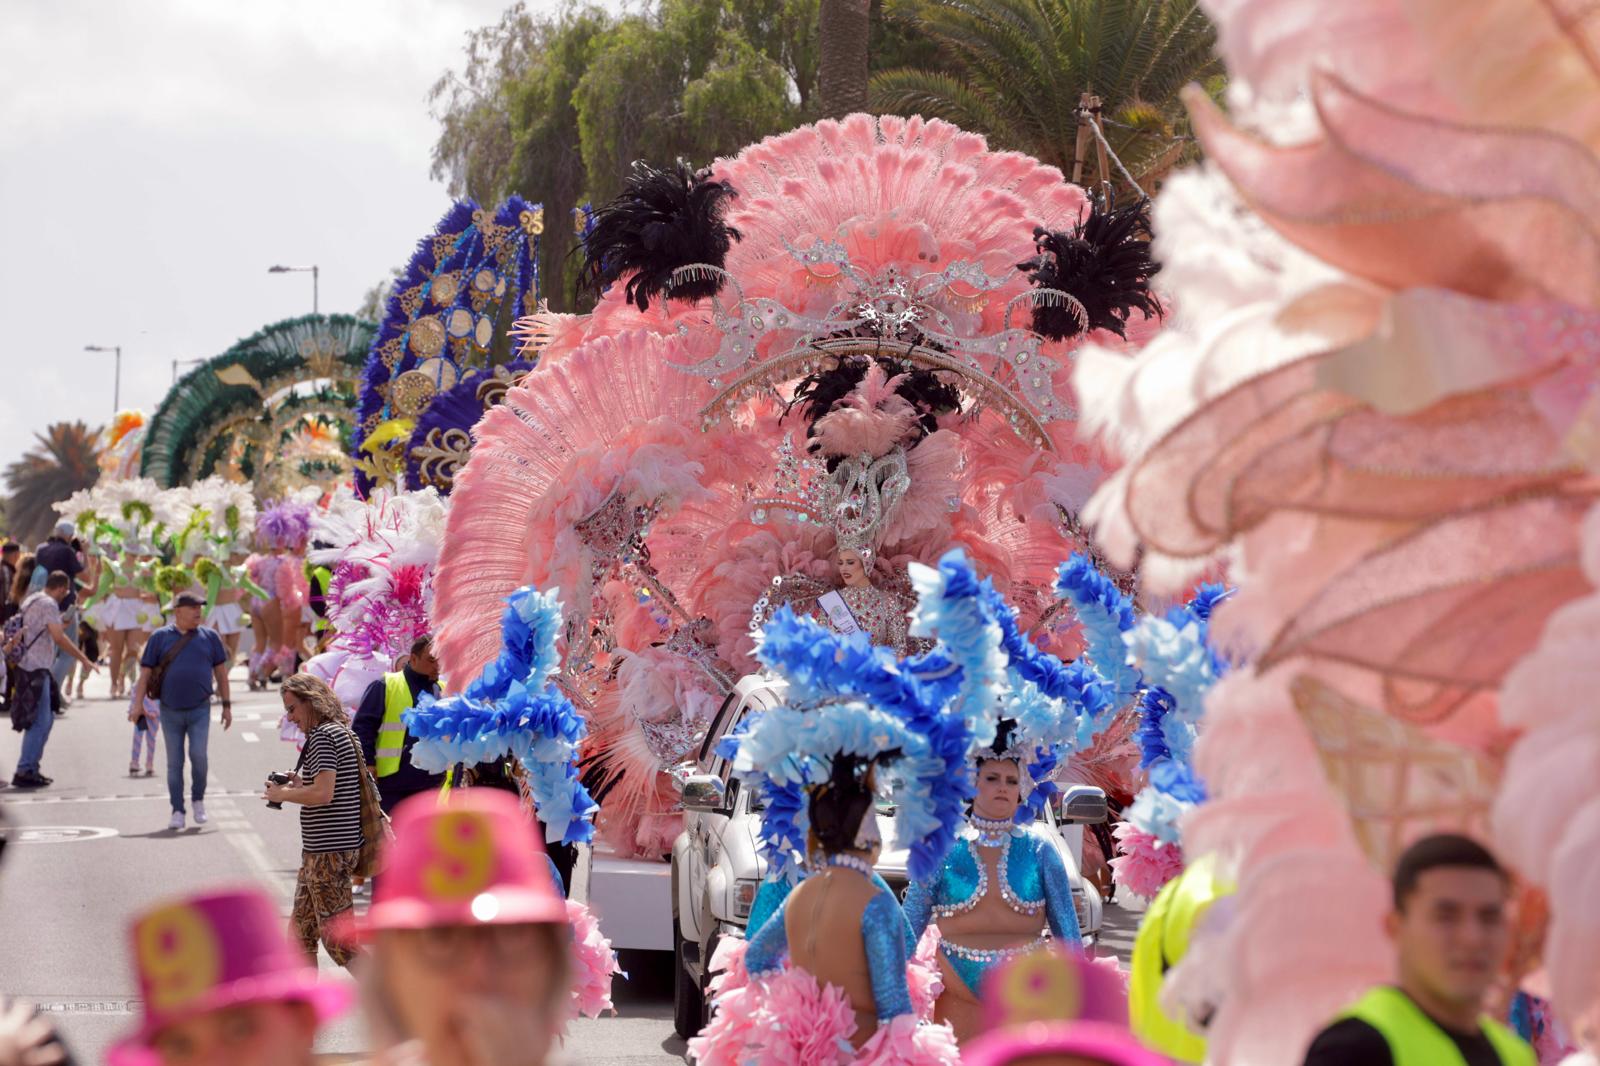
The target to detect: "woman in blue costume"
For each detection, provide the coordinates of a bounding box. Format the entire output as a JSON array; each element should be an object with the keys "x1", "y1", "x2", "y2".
[
  {"x1": 903, "y1": 719, "x2": 1083, "y2": 1043},
  {"x1": 742, "y1": 754, "x2": 918, "y2": 1050}
]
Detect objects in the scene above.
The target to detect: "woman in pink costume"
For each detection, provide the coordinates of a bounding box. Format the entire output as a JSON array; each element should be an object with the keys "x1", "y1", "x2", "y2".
[
  {"x1": 248, "y1": 500, "x2": 311, "y2": 688},
  {"x1": 430, "y1": 114, "x2": 1157, "y2": 863},
  {"x1": 1069, "y1": 1, "x2": 1600, "y2": 1061}
]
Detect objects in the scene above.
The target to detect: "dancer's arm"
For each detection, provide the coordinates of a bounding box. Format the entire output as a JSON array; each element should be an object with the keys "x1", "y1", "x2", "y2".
[
  {"x1": 861, "y1": 891, "x2": 914, "y2": 1021},
  {"x1": 1039, "y1": 836, "x2": 1083, "y2": 945},
  {"x1": 743, "y1": 899, "x2": 790, "y2": 976}
]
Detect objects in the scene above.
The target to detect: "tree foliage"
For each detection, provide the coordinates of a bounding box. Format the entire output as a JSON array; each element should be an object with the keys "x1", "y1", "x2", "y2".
[
  {"x1": 870, "y1": 0, "x2": 1223, "y2": 196},
  {"x1": 428, "y1": 1, "x2": 1217, "y2": 308},
  {"x1": 4, "y1": 422, "x2": 101, "y2": 544}
]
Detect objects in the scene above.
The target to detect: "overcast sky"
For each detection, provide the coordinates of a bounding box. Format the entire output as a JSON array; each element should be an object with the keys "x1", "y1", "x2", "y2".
[{"x1": 0, "y1": 0, "x2": 608, "y2": 468}]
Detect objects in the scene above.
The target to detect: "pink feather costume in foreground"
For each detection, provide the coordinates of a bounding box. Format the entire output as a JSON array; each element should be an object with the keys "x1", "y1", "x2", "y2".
[
  {"x1": 432, "y1": 113, "x2": 1145, "y2": 859},
  {"x1": 1072, "y1": 1, "x2": 1600, "y2": 1060}
]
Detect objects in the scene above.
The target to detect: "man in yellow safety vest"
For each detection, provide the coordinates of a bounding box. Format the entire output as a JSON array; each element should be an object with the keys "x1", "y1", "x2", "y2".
[
  {"x1": 351, "y1": 635, "x2": 443, "y2": 814},
  {"x1": 1302, "y1": 834, "x2": 1534, "y2": 1066}
]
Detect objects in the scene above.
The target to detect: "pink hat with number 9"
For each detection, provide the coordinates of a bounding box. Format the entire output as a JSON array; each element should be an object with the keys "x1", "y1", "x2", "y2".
[
  {"x1": 354, "y1": 788, "x2": 566, "y2": 934},
  {"x1": 109, "y1": 887, "x2": 353, "y2": 1066}
]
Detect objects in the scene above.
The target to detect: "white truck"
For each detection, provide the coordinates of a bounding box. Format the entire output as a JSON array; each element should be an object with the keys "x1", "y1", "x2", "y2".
[{"x1": 666, "y1": 673, "x2": 1109, "y2": 1038}]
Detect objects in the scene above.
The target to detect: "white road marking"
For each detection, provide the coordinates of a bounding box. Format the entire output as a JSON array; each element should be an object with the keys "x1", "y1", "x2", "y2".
[{"x1": 241, "y1": 731, "x2": 260, "y2": 743}]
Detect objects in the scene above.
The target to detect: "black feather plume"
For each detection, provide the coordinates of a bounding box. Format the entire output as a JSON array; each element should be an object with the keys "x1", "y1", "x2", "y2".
[
  {"x1": 578, "y1": 160, "x2": 741, "y2": 311},
  {"x1": 1018, "y1": 198, "x2": 1161, "y2": 341},
  {"x1": 787, "y1": 354, "x2": 962, "y2": 469}
]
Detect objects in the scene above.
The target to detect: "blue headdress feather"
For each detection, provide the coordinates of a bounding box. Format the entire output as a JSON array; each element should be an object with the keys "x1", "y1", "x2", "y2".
[
  {"x1": 1121, "y1": 582, "x2": 1232, "y2": 845},
  {"x1": 403, "y1": 584, "x2": 598, "y2": 844}
]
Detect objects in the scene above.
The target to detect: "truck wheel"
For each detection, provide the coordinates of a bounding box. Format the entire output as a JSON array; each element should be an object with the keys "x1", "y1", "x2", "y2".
[{"x1": 673, "y1": 918, "x2": 706, "y2": 1039}]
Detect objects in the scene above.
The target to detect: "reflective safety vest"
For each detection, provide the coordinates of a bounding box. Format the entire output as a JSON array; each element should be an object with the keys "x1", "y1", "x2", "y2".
[
  {"x1": 1129, "y1": 852, "x2": 1228, "y2": 1063},
  {"x1": 374, "y1": 672, "x2": 413, "y2": 778},
  {"x1": 1339, "y1": 987, "x2": 1534, "y2": 1066}
]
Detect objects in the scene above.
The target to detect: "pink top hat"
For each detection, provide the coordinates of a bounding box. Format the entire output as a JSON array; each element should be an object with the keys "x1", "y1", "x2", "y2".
[
  {"x1": 109, "y1": 887, "x2": 353, "y2": 1066},
  {"x1": 963, "y1": 1021, "x2": 1176, "y2": 1066},
  {"x1": 357, "y1": 788, "x2": 566, "y2": 934},
  {"x1": 980, "y1": 944, "x2": 1129, "y2": 1031}
]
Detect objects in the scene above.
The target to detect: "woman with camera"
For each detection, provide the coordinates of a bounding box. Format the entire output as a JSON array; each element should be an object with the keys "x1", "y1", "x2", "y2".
[{"x1": 262, "y1": 673, "x2": 364, "y2": 968}]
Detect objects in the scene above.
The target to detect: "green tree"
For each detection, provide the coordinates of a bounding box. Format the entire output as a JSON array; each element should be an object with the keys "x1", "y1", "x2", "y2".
[
  {"x1": 573, "y1": 0, "x2": 812, "y2": 203},
  {"x1": 870, "y1": 0, "x2": 1222, "y2": 195},
  {"x1": 4, "y1": 422, "x2": 101, "y2": 544}
]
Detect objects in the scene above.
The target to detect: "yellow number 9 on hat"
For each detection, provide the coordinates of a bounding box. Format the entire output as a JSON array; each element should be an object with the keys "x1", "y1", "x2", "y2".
[
  {"x1": 137, "y1": 904, "x2": 223, "y2": 1011},
  {"x1": 423, "y1": 811, "x2": 496, "y2": 901}
]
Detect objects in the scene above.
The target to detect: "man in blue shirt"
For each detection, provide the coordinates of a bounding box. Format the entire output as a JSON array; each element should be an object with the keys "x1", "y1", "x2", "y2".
[{"x1": 131, "y1": 591, "x2": 232, "y2": 830}]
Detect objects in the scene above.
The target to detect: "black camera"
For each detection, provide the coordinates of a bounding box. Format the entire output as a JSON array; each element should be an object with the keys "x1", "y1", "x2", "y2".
[{"x1": 265, "y1": 771, "x2": 293, "y2": 809}]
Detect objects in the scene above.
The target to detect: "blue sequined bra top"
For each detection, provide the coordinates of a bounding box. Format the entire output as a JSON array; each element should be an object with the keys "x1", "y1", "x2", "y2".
[{"x1": 932, "y1": 824, "x2": 1047, "y2": 919}]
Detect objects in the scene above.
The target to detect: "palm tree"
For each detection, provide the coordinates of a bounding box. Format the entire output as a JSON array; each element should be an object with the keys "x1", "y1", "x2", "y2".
[
  {"x1": 4, "y1": 422, "x2": 102, "y2": 544},
  {"x1": 870, "y1": 0, "x2": 1223, "y2": 195},
  {"x1": 819, "y1": 0, "x2": 872, "y2": 118}
]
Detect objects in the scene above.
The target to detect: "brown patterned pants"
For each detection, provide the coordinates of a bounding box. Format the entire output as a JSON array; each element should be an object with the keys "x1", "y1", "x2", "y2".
[{"x1": 292, "y1": 848, "x2": 360, "y2": 967}]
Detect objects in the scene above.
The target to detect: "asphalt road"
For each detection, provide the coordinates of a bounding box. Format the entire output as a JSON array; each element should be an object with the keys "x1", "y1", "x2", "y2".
[
  {"x1": 1, "y1": 661, "x2": 1142, "y2": 1064},
  {"x1": 0, "y1": 663, "x2": 684, "y2": 1065}
]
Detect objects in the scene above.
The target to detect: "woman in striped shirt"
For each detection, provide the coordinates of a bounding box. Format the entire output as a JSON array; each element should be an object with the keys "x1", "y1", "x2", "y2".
[{"x1": 265, "y1": 673, "x2": 365, "y2": 967}]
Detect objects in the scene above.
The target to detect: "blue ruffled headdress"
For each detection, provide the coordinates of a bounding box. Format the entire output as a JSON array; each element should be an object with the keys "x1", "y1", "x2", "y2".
[
  {"x1": 722, "y1": 548, "x2": 1021, "y2": 882},
  {"x1": 1121, "y1": 583, "x2": 1230, "y2": 845},
  {"x1": 403, "y1": 584, "x2": 599, "y2": 845}
]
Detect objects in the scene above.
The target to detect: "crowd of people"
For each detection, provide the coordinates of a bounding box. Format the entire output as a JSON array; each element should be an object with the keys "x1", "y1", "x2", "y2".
[{"x1": 6, "y1": 1, "x2": 1600, "y2": 1060}]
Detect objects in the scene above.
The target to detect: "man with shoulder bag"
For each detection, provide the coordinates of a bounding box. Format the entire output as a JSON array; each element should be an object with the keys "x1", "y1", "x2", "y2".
[
  {"x1": 130, "y1": 591, "x2": 231, "y2": 829},
  {"x1": 5, "y1": 571, "x2": 97, "y2": 789}
]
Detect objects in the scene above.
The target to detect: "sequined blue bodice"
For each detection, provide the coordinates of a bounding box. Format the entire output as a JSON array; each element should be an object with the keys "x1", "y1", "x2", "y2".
[
  {"x1": 905, "y1": 824, "x2": 1081, "y2": 942},
  {"x1": 744, "y1": 870, "x2": 916, "y2": 1022},
  {"x1": 930, "y1": 826, "x2": 1049, "y2": 918}
]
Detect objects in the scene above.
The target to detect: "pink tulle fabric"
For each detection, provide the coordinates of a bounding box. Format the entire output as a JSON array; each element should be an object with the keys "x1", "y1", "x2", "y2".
[
  {"x1": 1494, "y1": 503, "x2": 1600, "y2": 1025},
  {"x1": 1070, "y1": 0, "x2": 1600, "y2": 1054},
  {"x1": 691, "y1": 931, "x2": 954, "y2": 1065},
  {"x1": 1109, "y1": 824, "x2": 1186, "y2": 900},
  {"x1": 565, "y1": 898, "x2": 624, "y2": 1020}
]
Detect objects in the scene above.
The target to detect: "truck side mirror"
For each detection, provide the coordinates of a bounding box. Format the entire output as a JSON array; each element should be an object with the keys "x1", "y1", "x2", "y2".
[
  {"x1": 680, "y1": 774, "x2": 729, "y2": 813},
  {"x1": 1056, "y1": 784, "x2": 1108, "y2": 825}
]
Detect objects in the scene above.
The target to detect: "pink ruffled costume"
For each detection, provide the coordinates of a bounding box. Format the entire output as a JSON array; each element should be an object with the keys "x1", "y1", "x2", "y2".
[{"x1": 1071, "y1": 0, "x2": 1600, "y2": 1060}]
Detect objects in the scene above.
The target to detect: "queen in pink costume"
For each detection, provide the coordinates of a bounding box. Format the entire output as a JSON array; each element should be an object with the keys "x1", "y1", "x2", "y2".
[
  {"x1": 1071, "y1": 1, "x2": 1600, "y2": 1062},
  {"x1": 431, "y1": 114, "x2": 1156, "y2": 860}
]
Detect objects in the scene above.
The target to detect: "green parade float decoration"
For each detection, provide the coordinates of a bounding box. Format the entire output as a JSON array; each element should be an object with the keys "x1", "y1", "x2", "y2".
[{"x1": 141, "y1": 314, "x2": 377, "y2": 495}]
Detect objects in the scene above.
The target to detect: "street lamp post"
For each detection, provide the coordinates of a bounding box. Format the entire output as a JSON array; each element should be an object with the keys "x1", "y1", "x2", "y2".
[
  {"x1": 83, "y1": 345, "x2": 122, "y2": 414},
  {"x1": 172, "y1": 357, "x2": 206, "y2": 384},
  {"x1": 268, "y1": 264, "x2": 319, "y2": 314}
]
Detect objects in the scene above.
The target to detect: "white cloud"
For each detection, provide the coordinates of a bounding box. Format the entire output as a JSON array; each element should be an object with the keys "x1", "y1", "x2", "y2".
[{"x1": 0, "y1": 0, "x2": 595, "y2": 483}]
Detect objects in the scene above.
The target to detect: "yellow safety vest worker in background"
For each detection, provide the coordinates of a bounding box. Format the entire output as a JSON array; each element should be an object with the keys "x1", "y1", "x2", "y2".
[
  {"x1": 1338, "y1": 986, "x2": 1533, "y2": 1066},
  {"x1": 374, "y1": 672, "x2": 413, "y2": 778},
  {"x1": 1129, "y1": 852, "x2": 1228, "y2": 1063}
]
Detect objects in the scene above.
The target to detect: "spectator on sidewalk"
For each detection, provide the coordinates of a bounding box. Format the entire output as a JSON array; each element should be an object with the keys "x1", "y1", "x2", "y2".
[
  {"x1": 265, "y1": 673, "x2": 365, "y2": 969},
  {"x1": 130, "y1": 591, "x2": 231, "y2": 830},
  {"x1": 351, "y1": 635, "x2": 443, "y2": 814},
  {"x1": 1302, "y1": 834, "x2": 1533, "y2": 1066},
  {"x1": 33, "y1": 523, "x2": 85, "y2": 707},
  {"x1": 8, "y1": 571, "x2": 97, "y2": 789},
  {"x1": 0, "y1": 543, "x2": 19, "y2": 624}
]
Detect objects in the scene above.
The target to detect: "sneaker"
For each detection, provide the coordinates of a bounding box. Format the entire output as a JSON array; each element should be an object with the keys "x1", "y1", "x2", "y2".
[
  {"x1": 129, "y1": 763, "x2": 141, "y2": 776},
  {"x1": 193, "y1": 802, "x2": 208, "y2": 825},
  {"x1": 168, "y1": 810, "x2": 185, "y2": 830},
  {"x1": 144, "y1": 766, "x2": 155, "y2": 777},
  {"x1": 11, "y1": 771, "x2": 49, "y2": 789}
]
